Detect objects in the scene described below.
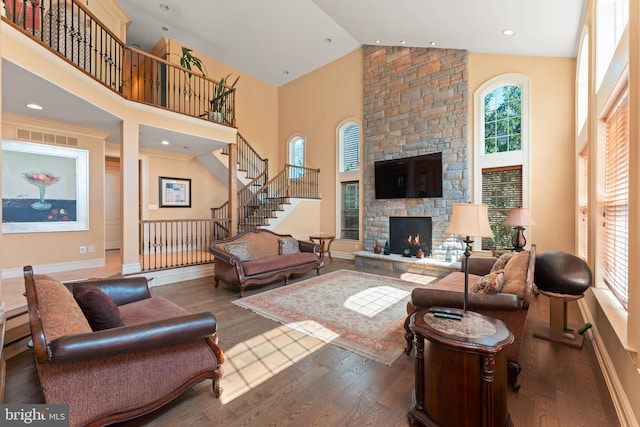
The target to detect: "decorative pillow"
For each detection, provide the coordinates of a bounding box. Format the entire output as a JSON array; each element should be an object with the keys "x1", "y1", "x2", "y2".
[
  {"x1": 471, "y1": 269, "x2": 506, "y2": 294},
  {"x1": 35, "y1": 278, "x2": 92, "y2": 342},
  {"x1": 73, "y1": 284, "x2": 125, "y2": 331},
  {"x1": 225, "y1": 241, "x2": 252, "y2": 261},
  {"x1": 279, "y1": 237, "x2": 300, "y2": 255},
  {"x1": 501, "y1": 251, "x2": 530, "y2": 297},
  {"x1": 491, "y1": 252, "x2": 514, "y2": 273}
]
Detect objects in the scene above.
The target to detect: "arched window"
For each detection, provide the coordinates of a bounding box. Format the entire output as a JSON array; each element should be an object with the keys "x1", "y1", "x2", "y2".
[
  {"x1": 288, "y1": 135, "x2": 305, "y2": 178},
  {"x1": 474, "y1": 74, "x2": 530, "y2": 250},
  {"x1": 336, "y1": 120, "x2": 361, "y2": 240}
]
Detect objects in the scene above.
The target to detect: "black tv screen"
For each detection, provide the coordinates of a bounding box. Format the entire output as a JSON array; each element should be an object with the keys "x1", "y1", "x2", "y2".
[{"x1": 374, "y1": 152, "x2": 443, "y2": 199}]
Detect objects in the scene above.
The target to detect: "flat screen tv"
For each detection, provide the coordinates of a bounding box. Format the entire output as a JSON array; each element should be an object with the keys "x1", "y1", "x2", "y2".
[{"x1": 374, "y1": 152, "x2": 443, "y2": 199}]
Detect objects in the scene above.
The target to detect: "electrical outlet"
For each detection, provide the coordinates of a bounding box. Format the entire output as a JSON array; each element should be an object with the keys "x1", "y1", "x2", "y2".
[
  {"x1": 88, "y1": 245, "x2": 95, "y2": 253},
  {"x1": 79, "y1": 246, "x2": 87, "y2": 254}
]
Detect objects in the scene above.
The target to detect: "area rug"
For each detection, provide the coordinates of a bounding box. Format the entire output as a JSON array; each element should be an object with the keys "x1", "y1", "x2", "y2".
[{"x1": 232, "y1": 269, "x2": 433, "y2": 365}]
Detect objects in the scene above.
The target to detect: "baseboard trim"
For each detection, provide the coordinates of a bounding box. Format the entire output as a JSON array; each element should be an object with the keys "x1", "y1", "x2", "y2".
[
  {"x1": 127, "y1": 264, "x2": 215, "y2": 288},
  {"x1": 578, "y1": 299, "x2": 638, "y2": 427},
  {"x1": 2, "y1": 258, "x2": 105, "y2": 279}
]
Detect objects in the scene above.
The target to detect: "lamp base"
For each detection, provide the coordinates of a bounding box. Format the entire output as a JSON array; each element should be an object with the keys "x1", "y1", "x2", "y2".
[{"x1": 511, "y1": 226, "x2": 526, "y2": 252}]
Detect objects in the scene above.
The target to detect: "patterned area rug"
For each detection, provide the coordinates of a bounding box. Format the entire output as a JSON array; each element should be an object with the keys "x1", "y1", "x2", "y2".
[{"x1": 233, "y1": 269, "x2": 433, "y2": 365}]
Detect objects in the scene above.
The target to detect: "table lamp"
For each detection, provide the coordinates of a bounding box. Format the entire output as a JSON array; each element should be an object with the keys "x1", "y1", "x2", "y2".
[
  {"x1": 445, "y1": 203, "x2": 494, "y2": 316},
  {"x1": 504, "y1": 208, "x2": 536, "y2": 252}
]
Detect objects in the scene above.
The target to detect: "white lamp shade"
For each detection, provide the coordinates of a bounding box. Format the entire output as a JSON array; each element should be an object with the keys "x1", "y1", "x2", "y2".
[
  {"x1": 445, "y1": 203, "x2": 494, "y2": 238},
  {"x1": 504, "y1": 208, "x2": 536, "y2": 226}
]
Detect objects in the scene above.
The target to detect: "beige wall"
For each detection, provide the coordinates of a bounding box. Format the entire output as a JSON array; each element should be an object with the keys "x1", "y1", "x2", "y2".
[
  {"x1": 270, "y1": 200, "x2": 321, "y2": 242},
  {"x1": 468, "y1": 54, "x2": 576, "y2": 254},
  {"x1": 165, "y1": 39, "x2": 280, "y2": 178},
  {"x1": 1, "y1": 115, "x2": 108, "y2": 268},
  {"x1": 278, "y1": 49, "x2": 364, "y2": 255},
  {"x1": 145, "y1": 150, "x2": 228, "y2": 219}
]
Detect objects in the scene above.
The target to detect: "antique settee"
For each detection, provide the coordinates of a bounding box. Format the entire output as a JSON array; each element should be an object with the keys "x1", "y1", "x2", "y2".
[
  {"x1": 210, "y1": 229, "x2": 323, "y2": 297},
  {"x1": 404, "y1": 245, "x2": 536, "y2": 392},
  {"x1": 23, "y1": 266, "x2": 224, "y2": 427}
]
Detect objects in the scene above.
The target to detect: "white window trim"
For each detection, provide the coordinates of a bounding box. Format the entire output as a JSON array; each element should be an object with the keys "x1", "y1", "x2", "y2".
[
  {"x1": 287, "y1": 134, "x2": 306, "y2": 167},
  {"x1": 335, "y1": 118, "x2": 363, "y2": 241},
  {"x1": 473, "y1": 74, "x2": 531, "y2": 250}
]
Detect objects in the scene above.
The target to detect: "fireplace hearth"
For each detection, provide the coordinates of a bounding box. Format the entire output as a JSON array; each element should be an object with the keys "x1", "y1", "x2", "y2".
[{"x1": 389, "y1": 217, "x2": 432, "y2": 257}]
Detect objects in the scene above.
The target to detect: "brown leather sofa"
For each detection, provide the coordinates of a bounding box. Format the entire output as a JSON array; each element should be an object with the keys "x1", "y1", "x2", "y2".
[
  {"x1": 404, "y1": 245, "x2": 536, "y2": 392},
  {"x1": 210, "y1": 229, "x2": 323, "y2": 297},
  {"x1": 23, "y1": 266, "x2": 224, "y2": 427}
]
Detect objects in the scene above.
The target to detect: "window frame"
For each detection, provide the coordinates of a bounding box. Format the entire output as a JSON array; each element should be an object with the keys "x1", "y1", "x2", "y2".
[
  {"x1": 335, "y1": 119, "x2": 362, "y2": 241},
  {"x1": 473, "y1": 74, "x2": 531, "y2": 250},
  {"x1": 287, "y1": 135, "x2": 305, "y2": 179}
]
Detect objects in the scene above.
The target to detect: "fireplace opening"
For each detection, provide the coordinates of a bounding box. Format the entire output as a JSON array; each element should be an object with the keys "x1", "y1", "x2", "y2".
[{"x1": 389, "y1": 217, "x2": 432, "y2": 257}]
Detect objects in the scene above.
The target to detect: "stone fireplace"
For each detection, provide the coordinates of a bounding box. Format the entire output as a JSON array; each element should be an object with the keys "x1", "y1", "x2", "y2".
[
  {"x1": 363, "y1": 45, "x2": 469, "y2": 255},
  {"x1": 389, "y1": 217, "x2": 432, "y2": 256}
]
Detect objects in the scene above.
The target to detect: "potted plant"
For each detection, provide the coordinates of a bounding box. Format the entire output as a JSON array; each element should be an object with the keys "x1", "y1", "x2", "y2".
[
  {"x1": 208, "y1": 73, "x2": 240, "y2": 123},
  {"x1": 164, "y1": 46, "x2": 207, "y2": 77}
]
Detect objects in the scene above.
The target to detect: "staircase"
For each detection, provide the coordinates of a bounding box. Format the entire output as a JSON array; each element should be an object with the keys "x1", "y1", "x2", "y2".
[{"x1": 210, "y1": 134, "x2": 320, "y2": 238}]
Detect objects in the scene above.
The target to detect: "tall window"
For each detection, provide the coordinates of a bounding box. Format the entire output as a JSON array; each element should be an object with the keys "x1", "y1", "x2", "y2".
[
  {"x1": 341, "y1": 182, "x2": 359, "y2": 239},
  {"x1": 337, "y1": 121, "x2": 361, "y2": 240},
  {"x1": 288, "y1": 136, "x2": 305, "y2": 178},
  {"x1": 596, "y1": 0, "x2": 629, "y2": 90},
  {"x1": 475, "y1": 75, "x2": 530, "y2": 251},
  {"x1": 602, "y1": 88, "x2": 628, "y2": 307}
]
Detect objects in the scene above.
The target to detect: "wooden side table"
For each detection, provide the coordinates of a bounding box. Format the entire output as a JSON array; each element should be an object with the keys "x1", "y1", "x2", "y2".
[
  {"x1": 408, "y1": 308, "x2": 514, "y2": 427},
  {"x1": 309, "y1": 234, "x2": 335, "y2": 262}
]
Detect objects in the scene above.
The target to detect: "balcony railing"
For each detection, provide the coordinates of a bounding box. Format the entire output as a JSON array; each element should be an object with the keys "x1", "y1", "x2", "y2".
[
  {"x1": 139, "y1": 218, "x2": 229, "y2": 272},
  {"x1": 3, "y1": 0, "x2": 236, "y2": 126}
]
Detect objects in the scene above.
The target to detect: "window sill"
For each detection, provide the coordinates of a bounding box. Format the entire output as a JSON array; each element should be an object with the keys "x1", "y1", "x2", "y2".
[{"x1": 591, "y1": 287, "x2": 635, "y2": 353}]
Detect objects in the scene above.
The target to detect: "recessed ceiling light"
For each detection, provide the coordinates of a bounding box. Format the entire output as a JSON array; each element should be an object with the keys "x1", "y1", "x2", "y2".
[
  {"x1": 161, "y1": 26, "x2": 169, "y2": 32},
  {"x1": 375, "y1": 39, "x2": 381, "y2": 44},
  {"x1": 400, "y1": 40, "x2": 406, "y2": 45},
  {"x1": 324, "y1": 38, "x2": 332, "y2": 44},
  {"x1": 282, "y1": 70, "x2": 289, "y2": 75},
  {"x1": 132, "y1": 43, "x2": 140, "y2": 49},
  {"x1": 503, "y1": 29, "x2": 515, "y2": 36},
  {"x1": 183, "y1": 146, "x2": 190, "y2": 150},
  {"x1": 161, "y1": 140, "x2": 170, "y2": 145},
  {"x1": 26, "y1": 103, "x2": 43, "y2": 110},
  {"x1": 159, "y1": 4, "x2": 169, "y2": 11},
  {"x1": 429, "y1": 41, "x2": 436, "y2": 46}
]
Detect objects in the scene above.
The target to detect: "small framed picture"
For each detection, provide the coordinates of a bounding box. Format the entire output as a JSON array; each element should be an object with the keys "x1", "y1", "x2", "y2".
[{"x1": 159, "y1": 176, "x2": 191, "y2": 208}]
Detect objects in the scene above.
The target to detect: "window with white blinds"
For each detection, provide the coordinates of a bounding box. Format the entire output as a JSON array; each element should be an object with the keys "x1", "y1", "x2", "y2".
[
  {"x1": 603, "y1": 88, "x2": 629, "y2": 308},
  {"x1": 481, "y1": 166, "x2": 523, "y2": 250},
  {"x1": 341, "y1": 124, "x2": 360, "y2": 172}
]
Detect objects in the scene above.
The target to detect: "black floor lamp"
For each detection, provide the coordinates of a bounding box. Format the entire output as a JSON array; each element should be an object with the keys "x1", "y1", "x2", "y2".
[{"x1": 445, "y1": 203, "x2": 494, "y2": 315}]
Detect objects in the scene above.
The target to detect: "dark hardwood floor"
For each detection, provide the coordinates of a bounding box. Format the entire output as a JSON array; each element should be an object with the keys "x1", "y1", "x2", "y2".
[{"x1": 5, "y1": 259, "x2": 620, "y2": 426}]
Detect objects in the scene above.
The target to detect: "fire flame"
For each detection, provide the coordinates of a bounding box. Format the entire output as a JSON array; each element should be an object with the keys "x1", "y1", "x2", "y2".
[{"x1": 406, "y1": 235, "x2": 420, "y2": 245}]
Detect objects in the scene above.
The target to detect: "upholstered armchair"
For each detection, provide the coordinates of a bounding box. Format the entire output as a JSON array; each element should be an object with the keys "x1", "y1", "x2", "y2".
[
  {"x1": 23, "y1": 266, "x2": 224, "y2": 427},
  {"x1": 405, "y1": 246, "x2": 536, "y2": 392}
]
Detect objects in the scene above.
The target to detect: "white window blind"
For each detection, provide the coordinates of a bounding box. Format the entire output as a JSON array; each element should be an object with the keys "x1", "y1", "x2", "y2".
[
  {"x1": 603, "y1": 89, "x2": 629, "y2": 308},
  {"x1": 481, "y1": 166, "x2": 523, "y2": 250},
  {"x1": 341, "y1": 124, "x2": 360, "y2": 172}
]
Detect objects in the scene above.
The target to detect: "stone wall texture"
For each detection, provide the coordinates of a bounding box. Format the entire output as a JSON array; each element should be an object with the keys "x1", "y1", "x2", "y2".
[{"x1": 363, "y1": 45, "x2": 469, "y2": 251}]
